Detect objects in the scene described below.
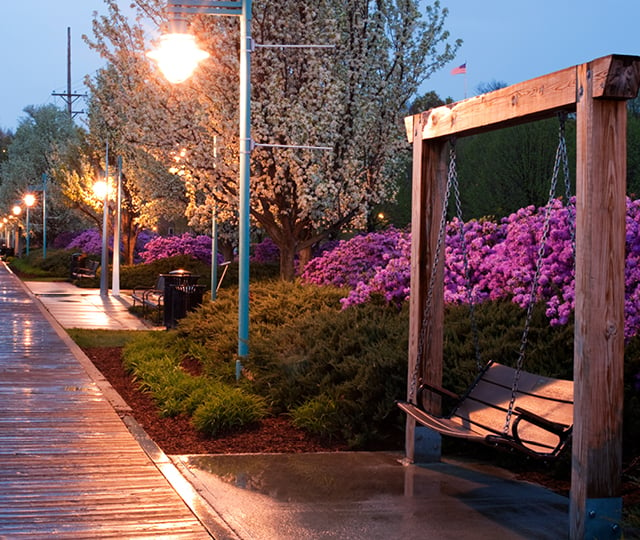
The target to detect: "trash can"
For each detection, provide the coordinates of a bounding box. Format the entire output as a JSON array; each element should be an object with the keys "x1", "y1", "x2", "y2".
[{"x1": 162, "y1": 269, "x2": 206, "y2": 329}]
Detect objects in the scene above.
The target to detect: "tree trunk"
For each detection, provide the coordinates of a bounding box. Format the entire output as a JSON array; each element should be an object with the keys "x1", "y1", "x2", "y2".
[
  {"x1": 124, "y1": 230, "x2": 137, "y2": 266},
  {"x1": 298, "y1": 245, "x2": 312, "y2": 273},
  {"x1": 121, "y1": 213, "x2": 138, "y2": 265},
  {"x1": 279, "y1": 242, "x2": 297, "y2": 281}
]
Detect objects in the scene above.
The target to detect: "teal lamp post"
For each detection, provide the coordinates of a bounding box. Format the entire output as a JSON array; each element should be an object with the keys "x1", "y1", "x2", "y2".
[{"x1": 148, "y1": 0, "x2": 252, "y2": 379}]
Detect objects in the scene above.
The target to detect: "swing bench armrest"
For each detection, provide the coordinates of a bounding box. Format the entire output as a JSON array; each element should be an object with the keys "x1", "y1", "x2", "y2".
[
  {"x1": 419, "y1": 382, "x2": 460, "y2": 402},
  {"x1": 513, "y1": 406, "x2": 571, "y2": 436},
  {"x1": 509, "y1": 406, "x2": 572, "y2": 458}
]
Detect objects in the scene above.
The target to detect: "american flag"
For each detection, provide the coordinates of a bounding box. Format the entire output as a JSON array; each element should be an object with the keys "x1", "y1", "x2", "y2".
[{"x1": 451, "y1": 63, "x2": 467, "y2": 75}]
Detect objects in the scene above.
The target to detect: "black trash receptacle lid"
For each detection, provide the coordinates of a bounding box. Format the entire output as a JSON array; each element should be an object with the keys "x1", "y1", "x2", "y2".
[{"x1": 169, "y1": 268, "x2": 190, "y2": 276}]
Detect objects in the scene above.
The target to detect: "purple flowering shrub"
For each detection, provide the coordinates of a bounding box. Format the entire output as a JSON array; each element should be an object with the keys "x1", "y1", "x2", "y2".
[
  {"x1": 625, "y1": 198, "x2": 640, "y2": 338},
  {"x1": 65, "y1": 229, "x2": 103, "y2": 255},
  {"x1": 53, "y1": 231, "x2": 82, "y2": 249},
  {"x1": 139, "y1": 233, "x2": 213, "y2": 265},
  {"x1": 251, "y1": 237, "x2": 280, "y2": 264},
  {"x1": 135, "y1": 230, "x2": 157, "y2": 258},
  {"x1": 301, "y1": 197, "x2": 640, "y2": 339},
  {"x1": 301, "y1": 228, "x2": 408, "y2": 290}
]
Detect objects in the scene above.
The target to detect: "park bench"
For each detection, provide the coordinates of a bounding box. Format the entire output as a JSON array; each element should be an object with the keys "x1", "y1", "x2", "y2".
[
  {"x1": 132, "y1": 275, "x2": 165, "y2": 315},
  {"x1": 70, "y1": 257, "x2": 100, "y2": 280}
]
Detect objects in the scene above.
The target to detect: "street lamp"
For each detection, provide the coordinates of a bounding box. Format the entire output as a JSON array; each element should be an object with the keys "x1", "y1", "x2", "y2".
[
  {"x1": 148, "y1": 0, "x2": 252, "y2": 379},
  {"x1": 12, "y1": 205, "x2": 22, "y2": 256},
  {"x1": 146, "y1": 33, "x2": 210, "y2": 84},
  {"x1": 23, "y1": 193, "x2": 36, "y2": 256},
  {"x1": 94, "y1": 168, "x2": 111, "y2": 297}
]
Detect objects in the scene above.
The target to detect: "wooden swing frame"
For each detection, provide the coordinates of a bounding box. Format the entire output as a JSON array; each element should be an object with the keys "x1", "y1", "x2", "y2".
[{"x1": 404, "y1": 54, "x2": 640, "y2": 539}]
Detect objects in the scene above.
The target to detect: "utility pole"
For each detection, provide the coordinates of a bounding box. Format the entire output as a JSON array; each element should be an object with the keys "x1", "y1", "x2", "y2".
[{"x1": 52, "y1": 27, "x2": 86, "y2": 118}]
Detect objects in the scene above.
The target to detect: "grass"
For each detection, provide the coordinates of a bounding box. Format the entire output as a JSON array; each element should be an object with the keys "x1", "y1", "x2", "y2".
[{"x1": 66, "y1": 329, "x2": 146, "y2": 349}]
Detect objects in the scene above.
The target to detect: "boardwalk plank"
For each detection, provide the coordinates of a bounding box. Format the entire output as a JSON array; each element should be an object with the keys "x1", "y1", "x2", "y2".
[{"x1": 0, "y1": 265, "x2": 211, "y2": 539}]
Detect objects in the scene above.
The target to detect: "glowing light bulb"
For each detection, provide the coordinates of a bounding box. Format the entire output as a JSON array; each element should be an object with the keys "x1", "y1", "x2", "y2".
[
  {"x1": 93, "y1": 180, "x2": 108, "y2": 200},
  {"x1": 147, "y1": 33, "x2": 210, "y2": 84}
]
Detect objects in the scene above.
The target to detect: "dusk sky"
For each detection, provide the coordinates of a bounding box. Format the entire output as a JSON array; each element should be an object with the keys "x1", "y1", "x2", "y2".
[{"x1": 1, "y1": 0, "x2": 639, "y2": 131}]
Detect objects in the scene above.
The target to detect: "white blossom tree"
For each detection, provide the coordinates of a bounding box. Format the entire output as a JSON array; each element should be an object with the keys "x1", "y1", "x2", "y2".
[
  {"x1": 86, "y1": 0, "x2": 460, "y2": 279},
  {"x1": 79, "y1": 64, "x2": 188, "y2": 264},
  {"x1": 0, "y1": 105, "x2": 84, "y2": 243}
]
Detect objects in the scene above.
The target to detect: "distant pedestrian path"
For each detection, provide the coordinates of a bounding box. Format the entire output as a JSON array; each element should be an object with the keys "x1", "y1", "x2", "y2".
[
  {"x1": 24, "y1": 279, "x2": 151, "y2": 330},
  {"x1": 0, "y1": 263, "x2": 210, "y2": 538}
]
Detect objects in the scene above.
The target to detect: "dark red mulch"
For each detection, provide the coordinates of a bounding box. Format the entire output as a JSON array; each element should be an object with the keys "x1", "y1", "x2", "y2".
[{"x1": 83, "y1": 346, "x2": 348, "y2": 455}]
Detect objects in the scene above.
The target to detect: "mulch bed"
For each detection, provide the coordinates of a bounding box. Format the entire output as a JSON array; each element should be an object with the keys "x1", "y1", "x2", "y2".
[{"x1": 83, "y1": 346, "x2": 348, "y2": 455}]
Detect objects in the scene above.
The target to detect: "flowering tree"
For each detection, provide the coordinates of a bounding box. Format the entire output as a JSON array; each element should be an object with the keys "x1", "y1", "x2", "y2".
[
  {"x1": 0, "y1": 105, "x2": 86, "y2": 240},
  {"x1": 85, "y1": 0, "x2": 461, "y2": 280},
  {"x1": 77, "y1": 61, "x2": 188, "y2": 265}
]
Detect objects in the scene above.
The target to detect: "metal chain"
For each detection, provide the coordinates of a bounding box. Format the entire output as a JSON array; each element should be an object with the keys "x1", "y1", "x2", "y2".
[
  {"x1": 503, "y1": 113, "x2": 571, "y2": 434},
  {"x1": 451, "y1": 148, "x2": 483, "y2": 372},
  {"x1": 410, "y1": 141, "x2": 455, "y2": 404},
  {"x1": 558, "y1": 114, "x2": 576, "y2": 254}
]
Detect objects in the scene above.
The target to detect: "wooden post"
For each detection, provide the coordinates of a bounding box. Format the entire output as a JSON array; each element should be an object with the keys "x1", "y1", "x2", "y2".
[
  {"x1": 570, "y1": 60, "x2": 629, "y2": 540},
  {"x1": 406, "y1": 113, "x2": 447, "y2": 462}
]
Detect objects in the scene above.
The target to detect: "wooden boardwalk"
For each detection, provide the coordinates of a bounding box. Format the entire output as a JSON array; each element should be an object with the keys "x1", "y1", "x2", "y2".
[{"x1": 0, "y1": 264, "x2": 211, "y2": 538}]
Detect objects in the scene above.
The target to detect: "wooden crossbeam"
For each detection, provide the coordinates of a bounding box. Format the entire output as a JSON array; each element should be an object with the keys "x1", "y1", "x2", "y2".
[{"x1": 405, "y1": 54, "x2": 640, "y2": 142}]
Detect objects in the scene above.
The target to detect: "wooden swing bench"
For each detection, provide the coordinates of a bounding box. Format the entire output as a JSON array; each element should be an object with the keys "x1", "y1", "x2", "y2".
[{"x1": 398, "y1": 360, "x2": 573, "y2": 459}]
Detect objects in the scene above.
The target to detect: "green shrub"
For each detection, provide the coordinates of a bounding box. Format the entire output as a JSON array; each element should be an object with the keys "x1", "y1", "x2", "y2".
[
  {"x1": 9, "y1": 249, "x2": 75, "y2": 279},
  {"x1": 176, "y1": 280, "x2": 346, "y2": 376},
  {"x1": 291, "y1": 395, "x2": 345, "y2": 441},
  {"x1": 624, "y1": 335, "x2": 640, "y2": 458},
  {"x1": 121, "y1": 281, "x2": 638, "y2": 455},
  {"x1": 119, "y1": 255, "x2": 211, "y2": 289},
  {"x1": 245, "y1": 295, "x2": 409, "y2": 448},
  {"x1": 122, "y1": 330, "x2": 267, "y2": 432},
  {"x1": 117, "y1": 257, "x2": 277, "y2": 290},
  {"x1": 122, "y1": 332, "x2": 177, "y2": 374},
  {"x1": 191, "y1": 388, "x2": 267, "y2": 436},
  {"x1": 441, "y1": 300, "x2": 575, "y2": 394}
]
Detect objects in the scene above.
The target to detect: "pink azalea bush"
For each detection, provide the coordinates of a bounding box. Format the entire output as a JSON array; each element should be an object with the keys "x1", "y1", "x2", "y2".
[
  {"x1": 301, "y1": 197, "x2": 640, "y2": 339},
  {"x1": 302, "y1": 228, "x2": 408, "y2": 290}
]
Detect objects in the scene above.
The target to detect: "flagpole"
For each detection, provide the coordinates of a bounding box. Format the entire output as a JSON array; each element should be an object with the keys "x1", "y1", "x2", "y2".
[{"x1": 464, "y1": 67, "x2": 468, "y2": 99}]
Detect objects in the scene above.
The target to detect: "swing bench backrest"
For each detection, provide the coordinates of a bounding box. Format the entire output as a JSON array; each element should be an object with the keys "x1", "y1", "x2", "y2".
[{"x1": 399, "y1": 361, "x2": 573, "y2": 459}]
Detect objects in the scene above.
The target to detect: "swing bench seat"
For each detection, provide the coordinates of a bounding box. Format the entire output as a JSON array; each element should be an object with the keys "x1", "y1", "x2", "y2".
[{"x1": 398, "y1": 361, "x2": 573, "y2": 459}]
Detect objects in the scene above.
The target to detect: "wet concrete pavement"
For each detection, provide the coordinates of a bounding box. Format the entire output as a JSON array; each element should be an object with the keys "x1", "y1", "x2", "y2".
[
  {"x1": 173, "y1": 452, "x2": 568, "y2": 539},
  {"x1": 24, "y1": 280, "x2": 151, "y2": 330},
  {"x1": 18, "y1": 273, "x2": 573, "y2": 538}
]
